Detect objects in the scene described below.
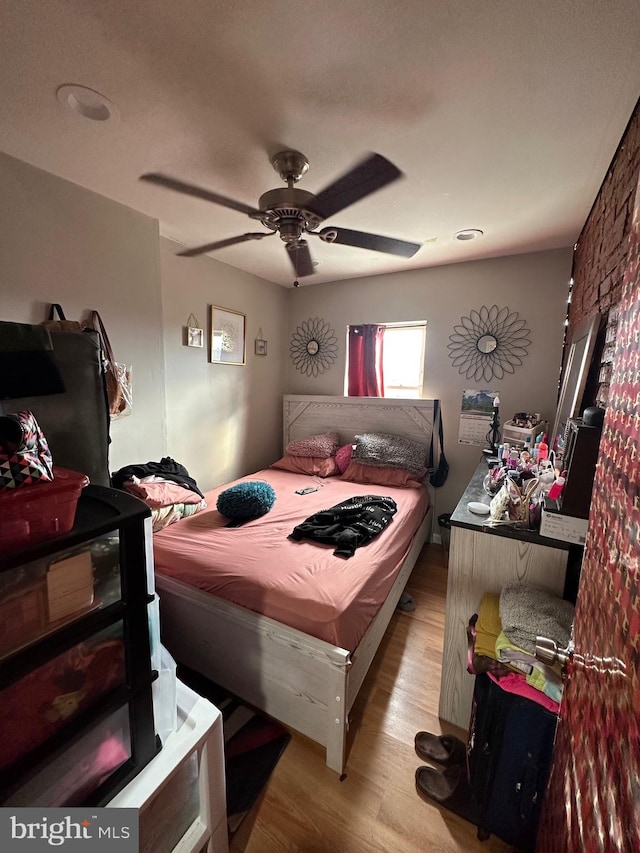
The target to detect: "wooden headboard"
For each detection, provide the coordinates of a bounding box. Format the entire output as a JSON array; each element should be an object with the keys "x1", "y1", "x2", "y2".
[{"x1": 283, "y1": 395, "x2": 440, "y2": 462}]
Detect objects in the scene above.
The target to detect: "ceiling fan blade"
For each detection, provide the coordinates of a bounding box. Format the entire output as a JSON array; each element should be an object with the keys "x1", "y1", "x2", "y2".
[
  {"x1": 285, "y1": 240, "x2": 315, "y2": 277},
  {"x1": 318, "y1": 227, "x2": 421, "y2": 258},
  {"x1": 177, "y1": 232, "x2": 272, "y2": 257},
  {"x1": 313, "y1": 153, "x2": 403, "y2": 220},
  {"x1": 141, "y1": 173, "x2": 263, "y2": 218}
]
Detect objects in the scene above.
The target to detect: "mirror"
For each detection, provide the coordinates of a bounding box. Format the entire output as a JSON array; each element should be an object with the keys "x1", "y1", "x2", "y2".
[
  {"x1": 551, "y1": 313, "x2": 600, "y2": 460},
  {"x1": 477, "y1": 334, "x2": 498, "y2": 354},
  {"x1": 306, "y1": 340, "x2": 319, "y2": 355}
]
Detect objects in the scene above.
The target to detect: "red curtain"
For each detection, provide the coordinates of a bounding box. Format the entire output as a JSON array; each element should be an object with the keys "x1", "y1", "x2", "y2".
[{"x1": 348, "y1": 325, "x2": 385, "y2": 396}]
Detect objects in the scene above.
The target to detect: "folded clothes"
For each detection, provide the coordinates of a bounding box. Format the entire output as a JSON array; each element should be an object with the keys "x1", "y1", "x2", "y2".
[
  {"x1": 487, "y1": 671, "x2": 560, "y2": 715},
  {"x1": 474, "y1": 592, "x2": 503, "y2": 659},
  {"x1": 466, "y1": 614, "x2": 511, "y2": 677},
  {"x1": 151, "y1": 500, "x2": 207, "y2": 532},
  {"x1": 496, "y1": 630, "x2": 563, "y2": 704},
  {"x1": 112, "y1": 457, "x2": 204, "y2": 498},
  {"x1": 124, "y1": 478, "x2": 205, "y2": 507},
  {"x1": 499, "y1": 582, "x2": 574, "y2": 653}
]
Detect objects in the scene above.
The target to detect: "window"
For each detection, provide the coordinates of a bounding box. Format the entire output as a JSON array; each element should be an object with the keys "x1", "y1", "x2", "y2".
[
  {"x1": 383, "y1": 322, "x2": 426, "y2": 397},
  {"x1": 345, "y1": 322, "x2": 426, "y2": 398}
]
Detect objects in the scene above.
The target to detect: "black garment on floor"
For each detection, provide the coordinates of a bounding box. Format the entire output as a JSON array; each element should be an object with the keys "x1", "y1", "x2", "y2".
[
  {"x1": 288, "y1": 494, "x2": 397, "y2": 558},
  {"x1": 112, "y1": 456, "x2": 204, "y2": 498}
]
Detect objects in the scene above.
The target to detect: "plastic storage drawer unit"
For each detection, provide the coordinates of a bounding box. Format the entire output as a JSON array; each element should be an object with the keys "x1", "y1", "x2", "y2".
[{"x1": 107, "y1": 680, "x2": 228, "y2": 853}]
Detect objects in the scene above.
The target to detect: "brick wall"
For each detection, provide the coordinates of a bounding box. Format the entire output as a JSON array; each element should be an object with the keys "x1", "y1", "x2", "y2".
[{"x1": 570, "y1": 99, "x2": 640, "y2": 328}]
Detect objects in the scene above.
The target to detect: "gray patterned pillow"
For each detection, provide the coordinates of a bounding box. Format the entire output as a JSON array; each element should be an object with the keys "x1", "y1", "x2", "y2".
[{"x1": 353, "y1": 433, "x2": 428, "y2": 476}]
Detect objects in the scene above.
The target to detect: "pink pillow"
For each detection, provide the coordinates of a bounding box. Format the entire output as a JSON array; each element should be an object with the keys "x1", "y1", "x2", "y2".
[
  {"x1": 285, "y1": 432, "x2": 340, "y2": 459},
  {"x1": 271, "y1": 454, "x2": 339, "y2": 477},
  {"x1": 335, "y1": 443, "x2": 354, "y2": 474},
  {"x1": 341, "y1": 460, "x2": 425, "y2": 488}
]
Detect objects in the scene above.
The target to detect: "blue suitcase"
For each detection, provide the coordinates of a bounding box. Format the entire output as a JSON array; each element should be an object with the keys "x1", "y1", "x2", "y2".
[{"x1": 467, "y1": 674, "x2": 557, "y2": 851}]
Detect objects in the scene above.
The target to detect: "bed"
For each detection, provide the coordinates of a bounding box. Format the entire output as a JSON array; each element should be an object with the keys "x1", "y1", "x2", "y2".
[{"x1": 154, "y1": 394, "x2": 440, "y2": 774}]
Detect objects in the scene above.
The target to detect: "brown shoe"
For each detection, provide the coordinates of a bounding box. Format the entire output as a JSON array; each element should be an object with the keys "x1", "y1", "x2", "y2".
[
  {"x1": 414, "y1": 732, "x2": 466, "y2": 766},
  {"x1": 415, "y1": 764, "x2": 479, "y2": 824}
]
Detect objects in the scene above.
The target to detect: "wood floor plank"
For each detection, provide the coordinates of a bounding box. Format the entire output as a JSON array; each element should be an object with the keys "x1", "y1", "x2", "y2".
[{"x1": 229, "y1": 544, "x2": 513, "y2": 853}]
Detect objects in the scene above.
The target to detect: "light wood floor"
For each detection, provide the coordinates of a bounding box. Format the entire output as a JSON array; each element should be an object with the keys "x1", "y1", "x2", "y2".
[{"x1": 229, "y1": 544, "x2": 513, "y2": 853}]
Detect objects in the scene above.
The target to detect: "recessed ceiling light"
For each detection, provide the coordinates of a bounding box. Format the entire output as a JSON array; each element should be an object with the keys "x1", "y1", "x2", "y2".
[
  {"x1": 56, "y1": 84, "x2": 119, "y2": 122},
  {"x1": 454, "y1": 229, "x2": 483, "y2": 242}
]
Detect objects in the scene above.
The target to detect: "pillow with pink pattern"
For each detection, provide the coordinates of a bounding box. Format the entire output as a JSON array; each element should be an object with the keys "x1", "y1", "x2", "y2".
[
  {"x1": 335, "y1": 443, "x2": 354, "y2": 474},
  {"x1": 285, "y1": 431, "x2": 340, "y2": 459},
  {"x1": 271, "y1": 454, "x2": 339, "y2": 477}
]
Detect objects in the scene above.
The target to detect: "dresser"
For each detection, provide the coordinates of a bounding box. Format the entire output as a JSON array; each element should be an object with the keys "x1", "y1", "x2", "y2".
[{"x1": 438, "y1": 460, "x2": 571, "y2": 730}]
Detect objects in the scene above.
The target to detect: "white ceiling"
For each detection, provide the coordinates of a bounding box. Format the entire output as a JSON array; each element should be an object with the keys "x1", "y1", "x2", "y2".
[{"x1": 1, "y1": 1, "x2": 639, "y2": 287}]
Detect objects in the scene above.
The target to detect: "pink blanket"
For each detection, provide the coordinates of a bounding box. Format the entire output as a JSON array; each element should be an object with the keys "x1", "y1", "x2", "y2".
[{"x1": 153, "y1": 468, "x2": 429, "y2": 651}]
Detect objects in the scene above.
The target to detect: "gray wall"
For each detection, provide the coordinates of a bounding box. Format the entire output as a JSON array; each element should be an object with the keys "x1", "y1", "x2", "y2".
[
  {"x1": 286, "y1": 248, "x2": 573, "y2": 520},
  {"x1": 160, "y1": 239, "x2": 288, "y2": 490},
  {"x1": 0, "y1": 150, "x2": 166, "y2": 474},
  {"x1": 0, "y1": 152, "x2": 288, "y2": 489}
]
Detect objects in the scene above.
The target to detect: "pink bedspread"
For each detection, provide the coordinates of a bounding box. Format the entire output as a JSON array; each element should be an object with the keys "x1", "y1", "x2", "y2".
[{"x1": 153, "y1": 468, "x2": 429, "y2": 651}]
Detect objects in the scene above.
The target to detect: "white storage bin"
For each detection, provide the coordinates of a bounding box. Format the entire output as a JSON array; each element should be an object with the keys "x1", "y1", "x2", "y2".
[
  {"x1": 502, "y1": 419, "x2": 547, "y2": 449},
  {"x1": 107, "y1": 680, "x2": 227, "y2": 853}
]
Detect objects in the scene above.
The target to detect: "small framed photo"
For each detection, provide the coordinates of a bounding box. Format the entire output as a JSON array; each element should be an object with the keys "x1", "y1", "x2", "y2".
[
  {"x1": 255, "y1": 338, "x2": 268, "y2": 356},
  {"x1": 187, "y1": 326, "x2": 204, "y2": 348},
  {"x1": 210, "y1": 306, "x2": 246, "y2": 365}
]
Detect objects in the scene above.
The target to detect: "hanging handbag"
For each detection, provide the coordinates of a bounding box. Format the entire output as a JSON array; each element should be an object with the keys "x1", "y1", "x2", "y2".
[
  {"x1": 429, "y1": 400, "x2": 449, "y2": 487},
  {"x1": 40, "y1": 304, "x2": 85, "y2": 334},
  {"x1": 87, "y1": 311, "x2": 132, "y2": 418}
]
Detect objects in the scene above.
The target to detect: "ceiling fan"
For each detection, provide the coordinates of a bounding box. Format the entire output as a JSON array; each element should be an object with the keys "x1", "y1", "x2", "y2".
[{"x1": 140, "y1": 150, "x2": 421, "y2": 284}]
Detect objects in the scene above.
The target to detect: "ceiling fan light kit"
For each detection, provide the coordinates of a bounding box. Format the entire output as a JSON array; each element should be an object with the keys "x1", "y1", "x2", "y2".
[{"x1": 141, "y1": 150, "x2": 422, "y2": 281}]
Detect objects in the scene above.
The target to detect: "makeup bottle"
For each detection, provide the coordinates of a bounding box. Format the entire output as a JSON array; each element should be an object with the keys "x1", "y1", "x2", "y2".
[
  {"x1": 548, "y1": 476, "x2": 565, "y2": 500},
  {"x1": 537, "y1": 434, "x2": 549, "y2": 463}
]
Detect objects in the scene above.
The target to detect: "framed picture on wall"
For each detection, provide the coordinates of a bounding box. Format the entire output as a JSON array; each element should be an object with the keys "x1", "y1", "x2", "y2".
[
  {"x1": 210, "y1": 306, "x2": 246, "y2": 365},
  {"x1": 187, "y1": 327, "x2": 204, "y2": 348}
]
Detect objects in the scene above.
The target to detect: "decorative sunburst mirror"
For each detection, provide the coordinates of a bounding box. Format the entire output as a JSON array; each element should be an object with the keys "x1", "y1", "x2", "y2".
[
  {"x1": 290, "y1": 317, "x2": 338, "y2": 377},
  {"x1": 447, "y1": 305, "x2": 531, "y2": 381}
]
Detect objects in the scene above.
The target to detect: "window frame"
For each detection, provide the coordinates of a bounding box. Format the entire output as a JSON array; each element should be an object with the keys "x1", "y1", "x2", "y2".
[{"x1": 344, "y1": 321, "x2": 427, "y2": 398}]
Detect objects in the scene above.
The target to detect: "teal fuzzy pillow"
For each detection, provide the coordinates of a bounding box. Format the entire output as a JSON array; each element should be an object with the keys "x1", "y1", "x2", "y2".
[{"x1": 216, "y1": 481, "x2": 276, "y2": 527}]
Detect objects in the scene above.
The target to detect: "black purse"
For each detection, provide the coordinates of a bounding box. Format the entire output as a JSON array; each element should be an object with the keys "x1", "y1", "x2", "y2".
[{"x1": 430, "y1": 401, "x2": 449, "y2": 488}]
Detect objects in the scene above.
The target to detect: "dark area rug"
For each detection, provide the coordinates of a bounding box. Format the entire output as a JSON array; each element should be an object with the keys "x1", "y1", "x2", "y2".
[{"x1": 177, "y1": 664, "x2": 292, "y2": 833}]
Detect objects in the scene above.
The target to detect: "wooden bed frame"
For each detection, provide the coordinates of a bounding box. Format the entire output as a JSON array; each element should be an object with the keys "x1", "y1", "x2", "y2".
[{"x1": 156, "y1": 395, "x2": 439, "y2": 774}]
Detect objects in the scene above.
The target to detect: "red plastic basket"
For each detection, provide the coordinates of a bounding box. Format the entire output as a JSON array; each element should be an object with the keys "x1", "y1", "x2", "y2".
[{"x1": 0, "y1": 467, "x2": 89, "y2": 550}]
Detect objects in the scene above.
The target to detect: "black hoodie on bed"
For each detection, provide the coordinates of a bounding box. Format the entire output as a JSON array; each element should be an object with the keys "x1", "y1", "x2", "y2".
[{"x1": 288, "y1": 494, "x2": 398, "y2": 558}]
